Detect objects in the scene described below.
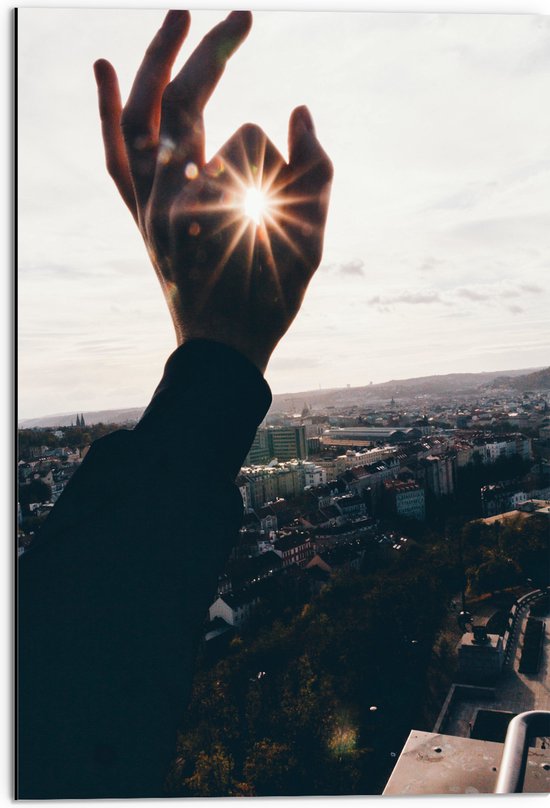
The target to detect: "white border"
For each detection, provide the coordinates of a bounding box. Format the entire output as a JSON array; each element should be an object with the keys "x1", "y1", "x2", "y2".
[{"x1": 7, "y1": 1, "x2": 549, "y2": 807}]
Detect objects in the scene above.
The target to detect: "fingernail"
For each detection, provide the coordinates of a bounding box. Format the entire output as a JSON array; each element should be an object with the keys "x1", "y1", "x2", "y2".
[
  {"x1": 166, "y1": 10, "x2": 186, "y2": 21},
  {"x1": 93, "y1": 60, "x2": 106, "y2": 81},
  {"x1": 226, "y1": 10, "x2": 253, "y2": 31},
  {"x1": 296, "y1": 105, "x2": 314, "y2": 133},
  {"x1": 164, "y1": 10, "x2": 190, "y2": 37}
]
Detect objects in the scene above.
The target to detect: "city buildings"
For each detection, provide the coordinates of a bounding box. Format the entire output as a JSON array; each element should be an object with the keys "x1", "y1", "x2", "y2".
[
  {"x1": 245, "y1": 426, "x2": 307, "y2": 464},
  {"x1": 18, "y1": 377, "x2": 550, "y2": 794},
  {"x1": 383, "y1": 480, "x2": 426, "y2": 521}
]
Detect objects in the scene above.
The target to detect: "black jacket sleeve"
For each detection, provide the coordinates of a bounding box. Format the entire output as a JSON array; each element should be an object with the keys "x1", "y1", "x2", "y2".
[{"x1": 17, "y1": 340, "x2": 272, "y2": 799}]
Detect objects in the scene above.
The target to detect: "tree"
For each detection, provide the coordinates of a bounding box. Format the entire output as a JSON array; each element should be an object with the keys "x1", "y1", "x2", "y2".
[
  {"x1": 19, "y1": 479, "x2": 51, "y2": 507},
  {"x1": 243, "y1": 739, "x2": 297, "y2": 795},
  {"x1": 467, "y1": 553, "x2": 521, "y2": 596},
  {"x1": 182, "y1": 745, "x2": 234, "y2": 797}
]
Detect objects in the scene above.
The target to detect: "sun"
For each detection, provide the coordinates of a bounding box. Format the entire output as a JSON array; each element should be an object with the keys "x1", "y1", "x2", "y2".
[
  {"x1": 186, "y1": 128, "x2": 316, "y2": 282},
  {"x1": 243, "y1": 186, "x2": 268, "y2": 226}
]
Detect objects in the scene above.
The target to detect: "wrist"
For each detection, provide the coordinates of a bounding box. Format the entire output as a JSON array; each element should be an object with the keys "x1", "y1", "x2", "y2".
[
  {"x1": 176, "y1": 329, "x2": 272, "y2": 376},
  {"x1": 137, "y1": 338, "x2": 273, "y2": 479}
]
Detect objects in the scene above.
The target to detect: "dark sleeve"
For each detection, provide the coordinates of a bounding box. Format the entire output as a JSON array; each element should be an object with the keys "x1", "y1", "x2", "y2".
[{"x1": 17, "y1": 340, "x2": 272, "y2": 799}]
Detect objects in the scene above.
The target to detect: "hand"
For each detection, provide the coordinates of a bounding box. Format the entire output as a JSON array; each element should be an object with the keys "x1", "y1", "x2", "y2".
[{"x1": 94, "y1": 11, "x2": 333, "y2": 373}]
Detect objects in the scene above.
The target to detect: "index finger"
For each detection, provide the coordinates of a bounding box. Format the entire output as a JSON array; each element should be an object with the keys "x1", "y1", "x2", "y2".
[
  {"x1": 159, "y1": 11, "x2": 252, "y2": 159},
  {"x1": 122, "y1": 10, "x2": 190, "y2": 138},
  {"x1": 121, "y1": 10, "x2": 191, "y2": 202}
]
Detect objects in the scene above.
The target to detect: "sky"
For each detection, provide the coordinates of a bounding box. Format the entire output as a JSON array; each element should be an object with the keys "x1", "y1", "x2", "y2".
[{"x1": 18, "y1": 7, "x2": 550, "y2": 420}]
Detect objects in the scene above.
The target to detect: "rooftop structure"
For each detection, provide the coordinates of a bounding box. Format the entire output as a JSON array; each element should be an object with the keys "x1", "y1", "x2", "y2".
[
  {"x1": 384, "y1": 589, "x2": 550, "y2": 795},
  {"x1": 383, "y1": 730, "x2": 550, "y2": 795},
  {"x1": 481, "y1": 499, "x2": 550, "y2": 525},
  {"x1": 320, "y1": 427, "x2": 422, "y2": 449}
]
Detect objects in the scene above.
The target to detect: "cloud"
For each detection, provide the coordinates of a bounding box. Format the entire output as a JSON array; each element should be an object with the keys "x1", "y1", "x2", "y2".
[
  {"x1": 76, "y1": 339, "x2": 135, "y2": 355},
  {"x1": 452, "y1": 283, "x2": 546, "y2": 305},
  {"x1": 363, "y1": 281, "x2": 543, "y2": 314},
  {"x1": 19, "y1": 262, "x2": 120, "y2": 281},
  {"x1": 514, "y1": 25, "x2": 550, "y2": 76},
  {"x1": 456, "y1": 287, "x2": 490, "y2": 301},
  {"x1": 430, "y1": 183, "x2": 496, "y2": 212},
  {"x1": 338, "y1": 259, "x2": 365, "y2": 277},
  {"x1": 19, "y1": 263, "x2": 94, "y2": 279},
  {"x1": 368, "y1": 290, "x2": 442, "y2": 306},
  {"x1": 519, "y1": 283, "x2": 544, "y2": 294},
  {"x1": 418, "y1": 257, "x2": 446, "y2": 273},
  {"x1": 449, "y1": 215, "x2": 550, "y2": 247},
  {"x1": 106, "y1": 258, "x2": 150, "y2": 276}
]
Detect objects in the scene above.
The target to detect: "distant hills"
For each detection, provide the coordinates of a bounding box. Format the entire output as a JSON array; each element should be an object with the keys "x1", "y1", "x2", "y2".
[
  {"x1": 19, "y1": 365, "x2": 548, "y2": 428},
  {"x1": 19, "y1": 407, "x2": 146, "y2": 430},
  {"x1": 269, "y1": 366, "x2": 547, "y2": 412},
  {"x1": 488, "y1": 367, "x2": 550, "y2": 392}
]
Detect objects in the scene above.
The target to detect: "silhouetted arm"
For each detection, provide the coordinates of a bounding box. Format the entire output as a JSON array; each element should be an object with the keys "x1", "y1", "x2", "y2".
[{"x1": 18, "y1": 339, "x2": 271, "y2": 798}]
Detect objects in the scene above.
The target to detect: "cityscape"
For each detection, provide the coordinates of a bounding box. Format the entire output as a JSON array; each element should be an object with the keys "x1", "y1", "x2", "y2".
[{"x1": 18, "y1": 363, "x2": 550, "y2": 796}]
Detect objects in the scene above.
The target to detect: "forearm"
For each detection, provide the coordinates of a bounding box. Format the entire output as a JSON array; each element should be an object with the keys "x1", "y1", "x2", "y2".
[
  {"x1": 135, "y1": 339, "x2": 271, "y2": 478},
  {"x1": 18, "y1": 340, "x2": 272, "y2": 798},
  {"x1": 25, "y1": 340, "x2": 270, "y2": 547}
]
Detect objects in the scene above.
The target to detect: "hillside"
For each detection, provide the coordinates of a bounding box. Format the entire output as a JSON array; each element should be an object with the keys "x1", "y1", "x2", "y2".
[
  {"x1": 19, "y1": 366, "x2": 544, "y2": 427},
  {"x1": 488, "y1": 367, "x2": 550, "y2": 392},
  {"x1": 269, "y1": 367, "x2": 543, "y2": 412},
  {"x1": 19, "y1": 407, "x2": 145, "y2": 429}
]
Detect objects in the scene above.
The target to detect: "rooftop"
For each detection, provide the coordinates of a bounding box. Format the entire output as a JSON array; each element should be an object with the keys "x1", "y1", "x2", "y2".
[
  {"x1": 383, "y1": 730, "x2": 550, "y2": 795},
  {"x1": 384, "y1": 593, "x2": 550, "y2": 795},
  {"x1": 274, "y1": 533, "x2": 311, "y2": 552},
  {"x1": 444, "y1": 602, "x2": 550, "y2": 738}
]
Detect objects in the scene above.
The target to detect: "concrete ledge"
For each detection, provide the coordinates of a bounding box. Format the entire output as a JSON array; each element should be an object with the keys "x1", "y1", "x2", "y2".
[{"x1": 383, "y1": 730, "x2": 550, "y2": 796}]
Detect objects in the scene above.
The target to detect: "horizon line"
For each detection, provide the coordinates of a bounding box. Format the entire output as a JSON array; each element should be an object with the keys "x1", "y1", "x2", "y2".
[{"x1": 18, "y1": 363, "x2": 548, "y2": 425}]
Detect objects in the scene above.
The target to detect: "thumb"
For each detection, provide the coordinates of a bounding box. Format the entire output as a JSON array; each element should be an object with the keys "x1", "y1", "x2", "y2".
[
  {"x1": 288, "y1": 105, "x2": 316, "y2": 165},
  {"x1": 288, "y1": 105, "x2": 332, "y2": 182}
]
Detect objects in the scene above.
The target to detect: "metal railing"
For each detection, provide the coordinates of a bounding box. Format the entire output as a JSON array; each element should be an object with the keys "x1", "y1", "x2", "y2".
[
  {"x1": 503, "y1": 587, "x2": 549, "y2": 667},
  {"x1": 495, "y1": 710, "x2": 550, "y2": 793}
]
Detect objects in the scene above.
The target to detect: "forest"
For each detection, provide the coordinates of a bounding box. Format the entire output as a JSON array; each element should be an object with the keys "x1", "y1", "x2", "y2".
[{"x1": 165, "y1": 511, "x2": 548, "y2": 796}]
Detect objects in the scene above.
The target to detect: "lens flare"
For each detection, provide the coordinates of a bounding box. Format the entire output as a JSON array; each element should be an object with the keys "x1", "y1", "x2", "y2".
[
  {"x1": 329, "y1": 724, "x2": 358, "y2": 757},
  {"x1": 243, "y1": 187, "x2": 267, "y2": 225},
  {"x1": 185, "y1": 128, "x2": 318, "y2": 290}
]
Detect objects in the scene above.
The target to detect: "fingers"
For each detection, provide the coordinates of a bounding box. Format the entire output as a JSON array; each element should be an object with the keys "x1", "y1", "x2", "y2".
[
  {"x1": 268, "y1": 106, "x2": 334, "y2": 277},
  {"x1": 157, "y1": 11, "x2": 252, "y2": 176},
  {"x1": 121, "y1": 10, "x2": 191, "y2": 205},
  {"x1": 288, "y1": 105, "x2": 333, "y2": 193},
  {"x1": 288, "y1": 105, "x2": 333, "y2": 226},
  {"x1": 149, "y1": 12, "x2": 252, "y2": 224},
  {"x1": 94, "y1": 59, "x2": 137, "y2": 219},
  {"x1": 171, "y1": 124, "x2": 284, "y2": 249},
  {"x1": 216, "y1": 123, "x2": 285, "y2": 193}
]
